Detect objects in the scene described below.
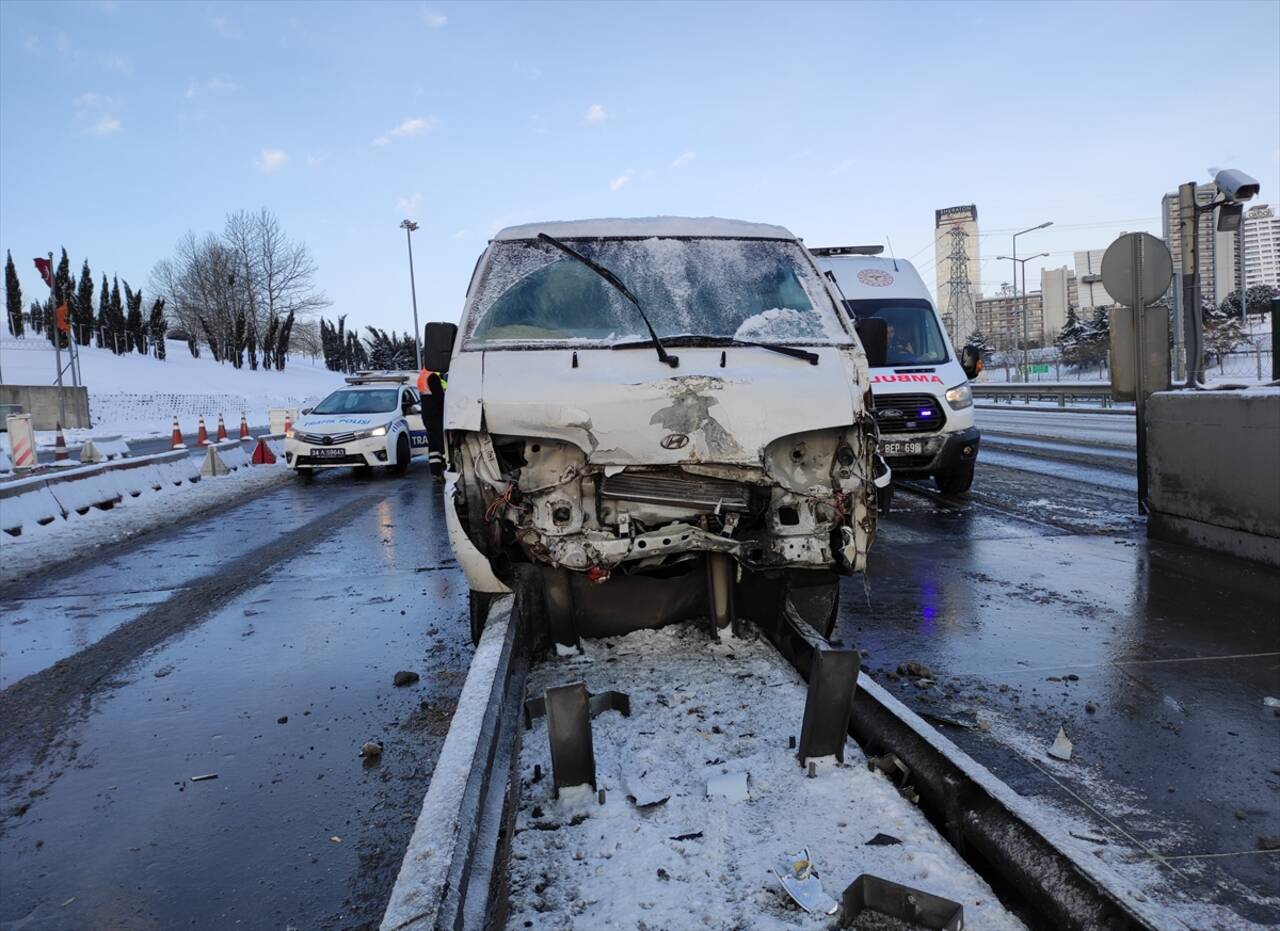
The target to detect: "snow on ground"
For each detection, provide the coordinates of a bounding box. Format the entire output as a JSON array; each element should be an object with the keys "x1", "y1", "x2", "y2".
[
  {"x1": 0, "y1": 459, "x2": 291, "y2": 586},
  {"x1": 509, "y1": 624, "x2": 1022, "y2": 930},
  {"x1": 1, "y1": 335, "x2": 344, "y2": 444}
]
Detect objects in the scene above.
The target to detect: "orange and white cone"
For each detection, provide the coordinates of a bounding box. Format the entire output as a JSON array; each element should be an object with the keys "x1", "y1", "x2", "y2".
[
  {"x1": 171, "y1": 416, "x2": 186, "y2": 449},
  {"x1": 196, "y1": 415, "x2": 210, "y2": 446},
  {"x1": 217, "y1": 413, "x2": 228, "y2": 442},
  {"x1": 53, "y1": 421, "x2": 69, "y2": 461},
  {"x1": 239, "y1": 411, "x2": 250, "y2": 440}
]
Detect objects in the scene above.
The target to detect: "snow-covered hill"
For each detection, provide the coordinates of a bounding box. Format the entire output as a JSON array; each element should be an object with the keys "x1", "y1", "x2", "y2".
[{"x1": 1, "y1": 336, "x2": 345, "y2": 440}]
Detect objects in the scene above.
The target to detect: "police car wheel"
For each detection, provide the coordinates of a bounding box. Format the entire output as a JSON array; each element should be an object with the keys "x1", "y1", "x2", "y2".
[{"x1": 389, "y1": 434, "x2": 410, "y2": 474}]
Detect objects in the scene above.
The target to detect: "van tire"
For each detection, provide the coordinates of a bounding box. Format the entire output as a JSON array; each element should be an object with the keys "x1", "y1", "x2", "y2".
[
  {"x1": 389, "y1": 434, "x2": 410, "y2": 475},
  {"x1": 935, "y1": 463, "x2": 975, "y2": 495}
]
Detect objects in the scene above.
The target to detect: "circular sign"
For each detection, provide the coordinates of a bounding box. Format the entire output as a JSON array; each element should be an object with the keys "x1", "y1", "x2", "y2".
[
  {"x1": 857, "y1": 269, "x2": 894, "y2": 287},
  {"x1": 1101, "y1": 232, "x2": 1172, "y2": 308}
]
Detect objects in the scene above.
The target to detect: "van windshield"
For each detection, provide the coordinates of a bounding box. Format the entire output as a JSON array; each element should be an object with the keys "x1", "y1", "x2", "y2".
[
  {"x1": 465, "y1": 237, "x2": 849, "y2": 347},
  {"x1": 843, "y1": 299, "x2": 949, "y2": 366},
  {"x1": 310, "y1": 389, "x2": 400, "y2": 415}
]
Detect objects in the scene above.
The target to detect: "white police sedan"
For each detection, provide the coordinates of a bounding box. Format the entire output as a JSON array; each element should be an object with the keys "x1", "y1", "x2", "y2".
[{"x1": 285, "y1": 374, "x2": 429, "y2": 476}]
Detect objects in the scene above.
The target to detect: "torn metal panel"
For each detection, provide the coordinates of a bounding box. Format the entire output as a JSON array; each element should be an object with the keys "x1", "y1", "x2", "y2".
[{"x1": 839, "y1": 874, "x2": 964, "y2": 931}]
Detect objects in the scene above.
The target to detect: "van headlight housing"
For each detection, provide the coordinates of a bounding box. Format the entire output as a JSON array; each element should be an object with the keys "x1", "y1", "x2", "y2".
[
  {"x1": 353, "y1": 426, "x2": 388, "y2": 440},
  {"x1": 944, "y1": 383, "x2": 973, "y2": 410}
]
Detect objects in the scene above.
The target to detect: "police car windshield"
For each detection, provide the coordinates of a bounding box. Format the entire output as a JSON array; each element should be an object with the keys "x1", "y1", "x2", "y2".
[
  {"x1": 311, "y1": 389, "x2": 400, "y2": 415},
  {"x1": 843, "y1": 299, "x2": 949, "y2": 366}
]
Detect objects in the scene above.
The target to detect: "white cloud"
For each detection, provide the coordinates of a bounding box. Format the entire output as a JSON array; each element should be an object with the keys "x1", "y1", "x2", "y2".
[
  {"x1": 74, "y1": 93, "x2": 123, "y2": 135},
  {"x1": 372, "y1": 115, "x2": 440, "y2": 146},
  {"x1": 421, "y1": 6, "x2": 447, "y2": 27},
  {"x1": 255, "y1": 148, "x2": 289, "y2": 173},
  {"x1": 585, "y1": 103, "x2": 609, "y2": 124},
  {"x1": 609, "y1": 169, "x2": 634, "y2": 192},
  {"x1": 671, "y1": 150, "x2": 696, "y2": 169},
  {"x1": 452, "y1": 229, "x2": 467, "y2": 240},
  {"x1": 397, "y1": 192, "x2": 424, "y2": 216}
]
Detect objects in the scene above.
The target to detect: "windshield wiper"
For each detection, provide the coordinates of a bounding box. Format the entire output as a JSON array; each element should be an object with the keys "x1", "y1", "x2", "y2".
[
  {"x1": 618, "y1": 334, "x2": 819, "y2": 365},
  {"x1": 536, "y1": 232, "x2": 678, "y2": 368}
]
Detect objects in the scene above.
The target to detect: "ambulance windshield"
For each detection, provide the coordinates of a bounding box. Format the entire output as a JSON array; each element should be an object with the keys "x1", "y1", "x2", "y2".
[{"x1": 843, "y1": 299, "x2": 949, "y2": 367}]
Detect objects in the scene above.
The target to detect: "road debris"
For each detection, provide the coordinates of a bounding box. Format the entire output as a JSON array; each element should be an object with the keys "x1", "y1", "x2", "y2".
[
  {"x1": 277, "y1": 715, "x2": 288, "y2": 724},
  {"x1": 1259, "y1": 836, "x2": 1280, "y2": 851},
  {"x1": 393, "y1": 670, "x2": 421, "y2": 687},
  {"x1": 705, "y1": 770, "x2": 748, "y2": 802},
  {"x1": 1047, "y1": 726, "x2": 1073, "y2": 761},
  {"x1": 329, "y1": 836, "x2": 342, "y2": 844},
  {"x1": 864, "y1": 833, "x2": 902, "y2": 846},
  {"x1": 190, "y1": 773, "x2": 218, "y2": 782},
  {"x1": 772, "y1": 848, "x2": 839, "y2": 915},
  {"x1": 360, "y1": 740, "x2": 384, "y2": 758}
]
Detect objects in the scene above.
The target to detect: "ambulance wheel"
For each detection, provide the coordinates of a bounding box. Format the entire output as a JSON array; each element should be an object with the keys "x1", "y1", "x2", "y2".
[
  {"x1": 876, "y1": 483, "x2": 893, "y2": 514},
  {"x1": 469, "y1": 590, "x2": 493, "y2": 646},
  {"x1": 389, "y1": 434, "x2": 410, "y2": 475},
  {"x1": 935, "y1": 463, "x2": 975, "y2": 495}
]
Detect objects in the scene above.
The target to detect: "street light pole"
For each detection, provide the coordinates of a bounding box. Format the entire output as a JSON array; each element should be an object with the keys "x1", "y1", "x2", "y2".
[
  {"x1": 997, "y1": 253, "x2": 1048, "y2": 376},
  {"x1": 1010, "y1": 222, "x2": 1052, "y2": 380},
  {"x1": 401, "y1": 219, "x2": 423, "y2": 371}
]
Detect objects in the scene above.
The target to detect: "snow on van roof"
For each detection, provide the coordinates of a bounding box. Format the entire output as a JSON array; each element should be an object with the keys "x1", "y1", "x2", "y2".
[{"x1": 492, "y1": 216, "x2": 796, "y2": 241}]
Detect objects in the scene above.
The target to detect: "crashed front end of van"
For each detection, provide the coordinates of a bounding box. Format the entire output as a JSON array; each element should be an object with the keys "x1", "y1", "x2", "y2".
[{"x1": 442, "y1": 219, "x2": 884, "y2": 645}]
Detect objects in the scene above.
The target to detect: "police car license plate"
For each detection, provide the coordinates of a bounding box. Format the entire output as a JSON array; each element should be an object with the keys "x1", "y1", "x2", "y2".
[
  {"x1": 312, "y1": 447, "x2": 346, "y2": 458},
  {"x1": 882, "y1": 440, "x2": 924, "y2": 457}
]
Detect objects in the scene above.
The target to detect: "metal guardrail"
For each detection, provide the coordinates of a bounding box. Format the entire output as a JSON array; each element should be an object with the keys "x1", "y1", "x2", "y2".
[{"x1": 973, "y1": 383, "x2": 1118, "y2": 408}]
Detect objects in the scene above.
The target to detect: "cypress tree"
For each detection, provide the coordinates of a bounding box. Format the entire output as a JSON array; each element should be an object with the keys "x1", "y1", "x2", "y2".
[
  {"x1": 123, "y1": 282, "x2": 145, "y2": 353},
  {"x1": 29, "y1": 300, "x2": 44, "y2": 334},
  {"x1": 148, "y1": 299, "x2": 167, "y2": 360},
  {"x1": 109, "y1": 277, "x2": 125, "y2": 355},
  {"x1": 97, "y1": 273, "x2": 110, "y2": 348},
  {"x1": 49, "y1": 249, "x2": 71, "y2": 349},
  {"x1": 74, "y1": 260, "x2": 94, "y2": 346},
  {"x1": 4, "y1": 251, "x2": 22, "y2": 336},
  {"x1": 275, "y1": 310, "x2": 295, "y2": 370}
]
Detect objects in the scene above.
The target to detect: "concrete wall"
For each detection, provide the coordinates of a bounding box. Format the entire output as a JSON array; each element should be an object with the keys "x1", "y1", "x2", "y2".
[
  {"x1": 0, "y1": 385, "x2": 91, "y2": 429},
  {"x1": 1147, "y1": 389, "x2": 1280, "y2": 567}
]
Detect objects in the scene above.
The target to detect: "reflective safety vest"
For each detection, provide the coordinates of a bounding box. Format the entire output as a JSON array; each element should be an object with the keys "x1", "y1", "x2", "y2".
[{"x1": 417, "y1": 369, "x2": 449, "y2": 394}]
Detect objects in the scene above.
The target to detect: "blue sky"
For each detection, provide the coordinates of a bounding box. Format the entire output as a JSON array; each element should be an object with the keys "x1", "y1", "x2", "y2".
[{"x1": 2, "y1": 0, "x2": 1278, "y2": 335}]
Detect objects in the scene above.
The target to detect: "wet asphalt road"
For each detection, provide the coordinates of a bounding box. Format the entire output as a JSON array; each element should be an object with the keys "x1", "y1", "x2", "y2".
[
  {"x1": 837, "y1": 450, "x2": 1280, "y2": 923},
  {"x1": 0, "y1": 462, "x2": 471, "y2": 931}
]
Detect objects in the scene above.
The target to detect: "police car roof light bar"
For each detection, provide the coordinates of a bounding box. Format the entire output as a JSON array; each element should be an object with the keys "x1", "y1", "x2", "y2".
[
  {"x1": 345, "y1": 371, "x2": 411, "y2": 385},
  {"x1": 809, "y1": 245, "x2": 885, "y2": 257}
]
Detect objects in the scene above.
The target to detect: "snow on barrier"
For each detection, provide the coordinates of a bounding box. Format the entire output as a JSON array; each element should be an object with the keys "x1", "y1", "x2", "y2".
[
  {"x1": 80, "y1": 435, "x2": 131, "y2": 463},
  {"x1": 0, "y1": 449, "x2": 199, "y2": 536},
  {"x1": 0, "y1": 443, "x2": 11, "y2": 474},
  {"x1": 201, "y1": 440, "x2": 252, "y2": 477}
]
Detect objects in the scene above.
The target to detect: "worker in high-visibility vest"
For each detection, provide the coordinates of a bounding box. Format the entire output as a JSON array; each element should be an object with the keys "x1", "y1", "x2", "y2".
[{"x1": 417, "y1": 367, "x2": 448, "y2": 482}]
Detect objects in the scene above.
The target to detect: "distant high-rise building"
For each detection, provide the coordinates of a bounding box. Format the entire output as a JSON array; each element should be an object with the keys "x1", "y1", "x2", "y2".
[
  {"x1": 934, "y1": 205, "x2": 980, "y2": 341},
  {"x1": 1161, "y1": 183, "x2": 1237, "y2": 318},
  {"x1": 1240, "y1": 204, "x2": 1280, "y2": 290},
  {"x1": 1072, "y1": 248, "x2": 1116, "y2": 310},
  {"x1": 975, "y1": 291, "x2": 1043, "y2": 350},
  {"x1": 1039, "y1": 267, "x2": 1078, "y2": 343}
]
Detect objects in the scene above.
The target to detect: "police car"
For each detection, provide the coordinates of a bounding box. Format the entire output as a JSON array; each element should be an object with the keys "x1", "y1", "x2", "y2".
[
  {"x1": 812, "y1": 247, "x2": 982, "y2": 495},
  {"x1": 285, "y1": 373, "x2": 430, "y2": 476}
]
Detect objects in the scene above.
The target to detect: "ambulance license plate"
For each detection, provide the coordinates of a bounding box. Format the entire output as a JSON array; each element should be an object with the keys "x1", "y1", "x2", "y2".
[
  {"x1": 312, "y1": 447, "x2": 346, "y2": 458},
  {"x1": 882, "y1": 440, "x2": 924, "y2": 457}
]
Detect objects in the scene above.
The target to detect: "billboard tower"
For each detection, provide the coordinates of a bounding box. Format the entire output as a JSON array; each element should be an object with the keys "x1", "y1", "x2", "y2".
[{"x1": 944, "y1": 227, "x2": 977, "y2": 343}]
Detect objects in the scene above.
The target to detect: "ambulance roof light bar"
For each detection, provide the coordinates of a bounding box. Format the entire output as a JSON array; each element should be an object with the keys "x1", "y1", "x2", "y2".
[{"x1": 808, "y1": 245, "x2": 885, "y2": 257}]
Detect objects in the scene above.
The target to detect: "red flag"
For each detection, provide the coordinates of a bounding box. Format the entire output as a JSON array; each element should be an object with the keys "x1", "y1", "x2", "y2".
[
  {"x1": 55, "y1": 303, "x2": 70, "y2": 333},
  {"x1": 33, "y1": 257, "x2": 52, "y2": 288}
]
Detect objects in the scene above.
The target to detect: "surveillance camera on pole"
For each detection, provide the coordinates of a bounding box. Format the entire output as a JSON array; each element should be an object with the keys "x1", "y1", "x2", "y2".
[{"x1": 1213, "y1": 168, "x2": 1260, "y2": 203}]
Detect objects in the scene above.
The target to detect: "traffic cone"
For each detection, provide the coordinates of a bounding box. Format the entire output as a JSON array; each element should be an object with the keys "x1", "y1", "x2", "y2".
[
  {"x1": 251, "y1": 437, "x2": 277, "y2": 464},
  {"x1": 53, "y1": 422, "x2": 69, "y2": 461},
  {"x1": 196, "y1": 415, "x2": 210, "y2": 446},
  {"x1": 217, "y1": 413, "x2": 228, "y2": 441},
  {"x1": 239, "y1": 411, "x2": 250, "y2": 440},
  {"x1": 171, "y1": 416, "x2": 186, "y2": 449}
]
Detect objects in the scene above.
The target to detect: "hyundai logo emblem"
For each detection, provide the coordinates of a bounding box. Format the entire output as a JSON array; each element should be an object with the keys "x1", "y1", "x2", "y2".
[{"x1": 660, "y1": 433, "x2": 690, "y2": 450}]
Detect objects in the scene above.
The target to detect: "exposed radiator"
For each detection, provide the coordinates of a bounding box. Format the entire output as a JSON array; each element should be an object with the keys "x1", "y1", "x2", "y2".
[{"x1": 601, "y1": 470, "x2": 752, "y2": 512}]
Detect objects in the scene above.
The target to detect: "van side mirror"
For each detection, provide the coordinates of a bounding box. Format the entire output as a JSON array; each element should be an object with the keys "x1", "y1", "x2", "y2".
[
  {"x1": 854, "y1": 318, "x2": 887, "y2": 368},
  {"x1": 960, "y1": 345, "x2": 983, "y2": 380},
  {"x1": 423, "y1": 322, "x2": 458, "y2": 373}
]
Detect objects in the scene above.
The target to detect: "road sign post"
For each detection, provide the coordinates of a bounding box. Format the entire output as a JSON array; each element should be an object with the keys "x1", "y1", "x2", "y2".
[{"x1": 1102, "y1": 232, "x2": 1172, "y2": 514}]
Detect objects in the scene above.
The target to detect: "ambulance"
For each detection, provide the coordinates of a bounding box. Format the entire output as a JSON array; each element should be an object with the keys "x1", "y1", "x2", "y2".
[
  {"x1": 284, "y1": 373, "x2": 430, "y2": 476},
  {"x1": 812, "y1": 247, "x2": 981, "y2": 495}
]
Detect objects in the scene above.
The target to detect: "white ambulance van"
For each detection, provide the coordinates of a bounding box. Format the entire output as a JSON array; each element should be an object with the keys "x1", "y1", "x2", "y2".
[{"x1": 812, "y1": 247, "x2": 981, "y2": 495}]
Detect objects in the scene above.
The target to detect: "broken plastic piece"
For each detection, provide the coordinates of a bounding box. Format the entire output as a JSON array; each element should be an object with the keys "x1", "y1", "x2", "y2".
[
  {"x1": 772, "y1": 847, "x2": 839, "y2": 915},
  {"x1": 1048, "y1": 726, "x2": 1073, "y2": 761},
  {"x1": 621, "y1": 767, "x2": 670, "y2": 808},
  {"x1": 864, "y1": 833, "x2": 902, "y2": 847},
  {"x1": 705, "y1": 770, "x2": 748, "y2": 802},
  {"x1": 190, "y1": 773, "x2": 218, "y2": 782},
  {"x1": 839, "y1": 874, "x2": 963, "y2": 930}
]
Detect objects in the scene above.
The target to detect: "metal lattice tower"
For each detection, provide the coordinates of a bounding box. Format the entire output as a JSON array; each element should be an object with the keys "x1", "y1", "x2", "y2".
[{"x1": 944, "y1": 226, "x2": 976, "y2": 343}]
